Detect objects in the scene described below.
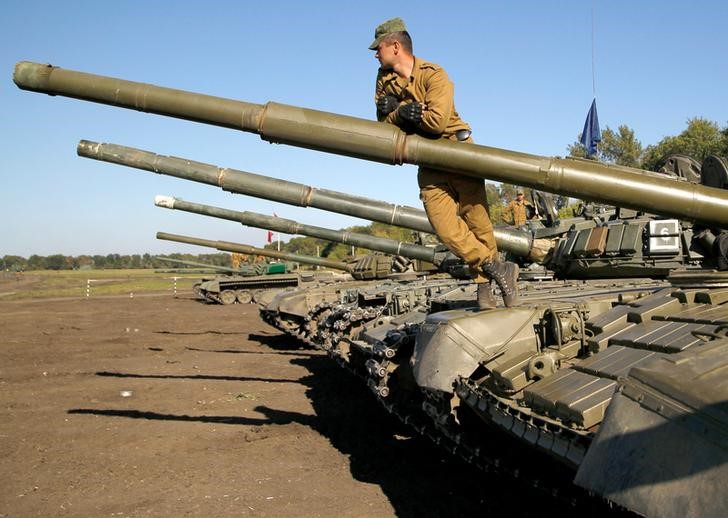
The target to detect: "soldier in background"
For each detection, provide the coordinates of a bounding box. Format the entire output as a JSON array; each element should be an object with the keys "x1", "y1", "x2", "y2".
[
  {"x1": 369, "y1": 17, "x2": 519, "y2": 308},
  {"x1": 502, "y1": 189, "x2": 534, "y2": 227}
]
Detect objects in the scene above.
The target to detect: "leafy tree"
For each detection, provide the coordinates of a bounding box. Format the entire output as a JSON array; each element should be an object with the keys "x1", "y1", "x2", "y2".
[
  {"x1": 2, "y1": 255, "x2": 27, "y2": 271},
  {"x1": 567, "y1": 139, "x2": 589, "y2": 160},
  {"x1": 27, "y1": 255, "x2": 46, "y2": 270},
  {"x1": 722, "y1": 125, "x2": 728, "y2": 156},
  {"x1": 76, "y1": 255, "x2": 94, "y2": 269},
  {"x1": 600, "y1": 126, "x2": 643, "y2": 167},
  {"x1": 642, "y1": 118, "x2": 728, "y2": 171},
  {"x1": 45, "y1": 254, "x2": 66, "y2": 270},
  {"x1": 557, "y1": 203, "x2": 578, "y2": 219},
  {"x1": 567, "y1": 124, "x2": 643, "y2": 167},
  {"x1": 203, "y1": 253, "x2": 231, "y2": 267},
  {"x1": 106, "y1": 254, "x2": 121, "y2": 268},
  {"x1": 483, "y1": 183, "x2": 505, "y2": 224}
]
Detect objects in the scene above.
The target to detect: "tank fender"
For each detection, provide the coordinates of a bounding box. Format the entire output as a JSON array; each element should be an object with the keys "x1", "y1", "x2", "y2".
[{"x1": 411, "y1": 307, "x2": 539, "y2": 392}]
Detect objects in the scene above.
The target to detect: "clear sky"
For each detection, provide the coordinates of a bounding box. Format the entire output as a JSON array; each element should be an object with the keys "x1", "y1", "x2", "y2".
[{"x1": 2, "y1": 1, "x2": 727, "y2": 256}]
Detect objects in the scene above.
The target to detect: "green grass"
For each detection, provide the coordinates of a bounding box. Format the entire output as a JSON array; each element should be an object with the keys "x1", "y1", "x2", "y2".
[{"x1": 0, "y1": 269, "x2": 204, "y2": 300}]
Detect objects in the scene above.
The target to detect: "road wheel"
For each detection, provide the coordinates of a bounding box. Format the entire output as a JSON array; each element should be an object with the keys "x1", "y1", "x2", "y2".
[
  {"x1": 220, "y1": 290, "x2": 237, "y2": 305},
  {"x1": 236, "y1": 290, "x2": 253, "y2": 304}
]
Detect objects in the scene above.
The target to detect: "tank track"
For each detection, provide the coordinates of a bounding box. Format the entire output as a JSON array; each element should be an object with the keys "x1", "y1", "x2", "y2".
[
  {"x1": 290, "y1": 315, "x2": 615, "y2": 509},
  {"x1": 317, "y1": 303, "x2": 386, "y2": 352},
  {"x1": 355, "y1": 325, "x2": 604, "y2": 508},
  {"x1": 301, "y1": 302, "x2": 336, "y2": 345}
]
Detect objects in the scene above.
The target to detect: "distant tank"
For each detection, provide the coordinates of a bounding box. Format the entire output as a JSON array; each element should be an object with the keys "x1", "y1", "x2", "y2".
[
  {"x1": 156, "y1": 224, "x2": 469, "y2": 335},
  {"x1": 157, "y1": 232, "x2": 354, "y2": 305},
  {"x1": 155, "y1": 254, "x2": 309, "y2": 304},
  {"x1": 15, "y1": 61, "x2": 728, "y2": 515}
]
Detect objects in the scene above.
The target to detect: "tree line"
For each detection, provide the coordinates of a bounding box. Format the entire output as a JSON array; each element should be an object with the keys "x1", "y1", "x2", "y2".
[
  {"x1": 567, "y1": 117, "x2": 728, "y2": 168},
  {"x1": 1, "y1": 253, "x2": 232, "y2": 272}
]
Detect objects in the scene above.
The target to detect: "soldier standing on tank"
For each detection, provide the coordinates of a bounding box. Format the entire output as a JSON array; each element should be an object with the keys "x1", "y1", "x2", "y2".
[
  {"x1": 369, "y1": 17, "x2": 519, "y2": 309},
  {"x1": 502, "y1": 189, "x2": 533, "y2": 227}
]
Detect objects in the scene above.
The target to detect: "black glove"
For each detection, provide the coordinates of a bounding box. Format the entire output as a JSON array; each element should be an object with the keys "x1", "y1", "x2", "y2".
[
  {"x1": 376, "y1": 95, "x2": 399, "y2": 116},
  {"x1": 398, "y1": 102, "x2": 423, "y2": 124}
]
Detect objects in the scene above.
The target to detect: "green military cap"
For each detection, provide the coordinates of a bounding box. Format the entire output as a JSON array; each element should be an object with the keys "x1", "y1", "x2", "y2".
[{"x1": 368, "y1": 17, "x2": 407, "y2": 50}]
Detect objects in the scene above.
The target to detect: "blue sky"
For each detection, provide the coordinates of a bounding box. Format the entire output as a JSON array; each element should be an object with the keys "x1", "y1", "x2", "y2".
[{"x1": 2, "y1": 1, "x2": 727, "y2": 256}]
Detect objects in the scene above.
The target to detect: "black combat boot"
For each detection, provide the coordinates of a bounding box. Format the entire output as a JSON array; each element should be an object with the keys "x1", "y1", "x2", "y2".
[
  {"x1": 481, "y1": 260, "x2": 520, "y2": 307},
  {"x1": 477, "y1": 282, "x2": 497, "y2": 310}
]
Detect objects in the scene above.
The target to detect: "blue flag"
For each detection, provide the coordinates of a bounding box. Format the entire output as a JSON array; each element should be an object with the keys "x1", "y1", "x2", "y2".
[{"x1": 580, "y1": 98, "x2": 601, "y2": 156}]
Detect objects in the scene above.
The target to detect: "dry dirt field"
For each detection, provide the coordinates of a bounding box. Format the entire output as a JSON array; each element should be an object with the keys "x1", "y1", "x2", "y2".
[{"x1": 0, "y1": 288, "x2": 615, "y2": 517}]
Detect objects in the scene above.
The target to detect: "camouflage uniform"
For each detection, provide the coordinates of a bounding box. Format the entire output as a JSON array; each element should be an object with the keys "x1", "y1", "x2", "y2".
[
  {"x1": 375, "y1": 57, "x2": 497, "y2": 283},
  {"x1": 502, "y1": 198, "x2": 532, "y2": 227}
]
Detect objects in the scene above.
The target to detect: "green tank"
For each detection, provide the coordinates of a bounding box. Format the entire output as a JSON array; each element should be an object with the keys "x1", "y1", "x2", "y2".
[
  {"x1": 157, "y1": 256, "x2": 297, "y2": 304},
  {"x1": 156, "y1": 224, "x2": 470, "y2": 337},
  {"x1": 157, "y1": 232, "x2": 354, "y2": 305},
  {"x1": 14, "y1": 61, "x2": 728, "y2": 515}
]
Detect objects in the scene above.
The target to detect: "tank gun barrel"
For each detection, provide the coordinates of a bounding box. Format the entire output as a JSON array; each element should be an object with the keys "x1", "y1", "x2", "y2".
[
  {"x1": 15, "y1": 61, "x2": 728, "y2": 226},
  {"x1": 155, "y1": 256, "x2": 241, "y2": 274},
  {"x1": 156, "y1": 232, "x2": 350, "y2": 271},
  {"x1": 154, "y1": 195, "x2": 439, "y2": 263},
  {"x1": 77, "y1": 141, "x2": 432, "y2": 232},
  {"x1": 76, "y1": 141, "x2": 533, "y2": 258}
]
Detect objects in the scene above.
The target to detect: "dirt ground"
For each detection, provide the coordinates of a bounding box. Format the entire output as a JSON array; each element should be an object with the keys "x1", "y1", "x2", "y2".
[{"x1": 1, "y1": 291, "x2": 594, "y2": 517}]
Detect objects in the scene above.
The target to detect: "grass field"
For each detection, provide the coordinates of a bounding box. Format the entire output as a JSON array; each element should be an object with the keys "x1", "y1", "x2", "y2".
[{"x1": 0, "y1": 269, "x2": 205, "y2": 300}]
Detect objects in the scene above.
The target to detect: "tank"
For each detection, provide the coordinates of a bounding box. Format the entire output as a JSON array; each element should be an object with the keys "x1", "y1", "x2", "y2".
[
  {"x1": 156, "y1": 232, "x2": 355, "y2": 305},
  {"x1": 156, "y1": 256, "x2": 299, "y2": 304},
  {"x1": 14, "y1": 61, "x2": 728, "y2": 515}
]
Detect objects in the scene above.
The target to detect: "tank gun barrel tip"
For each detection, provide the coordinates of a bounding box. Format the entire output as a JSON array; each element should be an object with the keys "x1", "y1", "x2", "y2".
[
  {"x1": 76, "y1": 140, "x2": 100, "y2": 156},
  {"x1": 155, "y1": 195, "x2": 176, "y2": 208},
  {"x1": 13, "y1": 61, "x2": 52, "y2": 91}
]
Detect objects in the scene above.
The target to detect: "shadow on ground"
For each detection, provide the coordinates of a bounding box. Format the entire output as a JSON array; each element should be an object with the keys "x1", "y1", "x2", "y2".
[{"x1": 70, "y1": 327, "x2": 632, "y2": 517}]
